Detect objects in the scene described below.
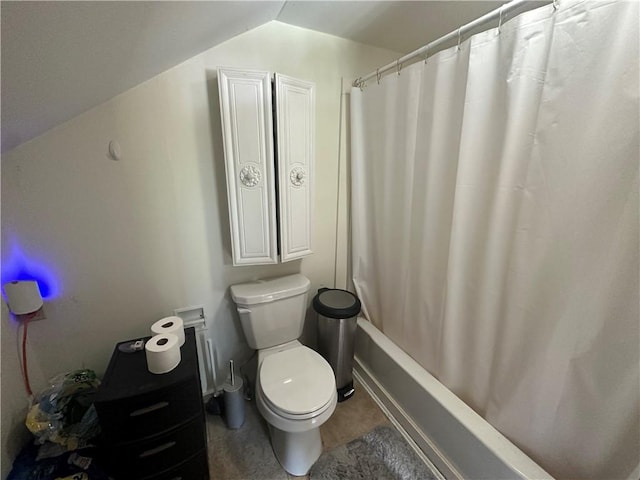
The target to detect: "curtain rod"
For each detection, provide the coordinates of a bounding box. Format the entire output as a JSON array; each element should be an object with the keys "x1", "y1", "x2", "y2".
[{"x1": 353, "y1": 0, "x2": 554, "y2": 88}]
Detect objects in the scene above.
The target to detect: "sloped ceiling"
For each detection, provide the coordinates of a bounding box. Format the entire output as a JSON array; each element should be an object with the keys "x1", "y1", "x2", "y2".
[{"x1": 1, "y1": 1, "x2": 509, "y2": 154}]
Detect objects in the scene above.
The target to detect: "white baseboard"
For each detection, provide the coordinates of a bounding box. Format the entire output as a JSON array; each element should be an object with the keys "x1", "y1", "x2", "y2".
[{"x1": 354, "y1": 358, "x2": 461, "y2": 480}]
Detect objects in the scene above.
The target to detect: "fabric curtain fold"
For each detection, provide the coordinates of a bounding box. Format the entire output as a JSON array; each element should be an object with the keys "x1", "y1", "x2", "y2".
[{"x1": 351, "y1": 1, "x2": 639, "y2": 478}]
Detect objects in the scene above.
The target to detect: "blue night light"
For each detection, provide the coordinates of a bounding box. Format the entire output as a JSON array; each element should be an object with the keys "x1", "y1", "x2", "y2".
[{"x1": 1, "y1": 243, "x2": 61, "y2": 300}]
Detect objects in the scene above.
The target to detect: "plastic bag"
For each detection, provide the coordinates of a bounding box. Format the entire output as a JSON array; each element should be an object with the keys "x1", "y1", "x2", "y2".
[
  {"x1": 25, "y1": 369, "x2": 101, "y2": 451},
  {"x1": 7, "y1": 442, "x2": 110, "y2": 480}
]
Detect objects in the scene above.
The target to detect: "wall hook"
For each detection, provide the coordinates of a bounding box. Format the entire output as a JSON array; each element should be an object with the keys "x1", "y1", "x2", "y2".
[{"x1": 108, "y1": 140, "x2": 121, "y2": 161}]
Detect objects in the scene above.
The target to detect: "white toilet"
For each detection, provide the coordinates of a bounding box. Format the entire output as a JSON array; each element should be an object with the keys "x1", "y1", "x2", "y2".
[{"x1": 230, "y1": 274, "x2": 337, "y2": 476}]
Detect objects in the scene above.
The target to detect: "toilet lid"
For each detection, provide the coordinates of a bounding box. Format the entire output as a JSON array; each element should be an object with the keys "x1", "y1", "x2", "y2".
[{"x1": 259, "y1": 346, "x2": 335, "y2": 416}]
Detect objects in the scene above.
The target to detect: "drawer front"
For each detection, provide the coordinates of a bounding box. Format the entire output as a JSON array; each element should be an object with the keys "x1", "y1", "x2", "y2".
[
  {"x1": 142, "y1": 449, "x2": 209, "y2": 480},
  {"x1": 104, "y1": 417, "x2": 206, "y2": 478},
  {"x1": 96, "y1": 379, "x2": 201, "y2": 442}
]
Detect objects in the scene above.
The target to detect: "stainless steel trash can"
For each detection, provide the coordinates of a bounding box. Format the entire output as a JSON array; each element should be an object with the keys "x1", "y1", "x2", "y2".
[{"x1": 313, "y1": 288, "x2": 361, "y2": 402}]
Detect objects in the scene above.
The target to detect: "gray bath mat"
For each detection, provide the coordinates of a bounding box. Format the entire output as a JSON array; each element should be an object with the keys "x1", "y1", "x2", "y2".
[{"x1": 310, "y1": 424, "x2": 438, "y2": 480}]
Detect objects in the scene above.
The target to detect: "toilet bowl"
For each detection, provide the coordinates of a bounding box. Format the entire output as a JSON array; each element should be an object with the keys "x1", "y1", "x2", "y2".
[
  {"x1": 255, "y1": 341, "x2": 337, "y2": 475},
  {"x1": 230, "y1": 274, "x2": 338, "y2": 476}
]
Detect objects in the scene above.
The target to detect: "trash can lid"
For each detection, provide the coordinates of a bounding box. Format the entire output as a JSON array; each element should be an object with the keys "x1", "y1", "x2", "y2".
[{"x1": 313, "y1": 288, "x2": 361, "y2": 319}]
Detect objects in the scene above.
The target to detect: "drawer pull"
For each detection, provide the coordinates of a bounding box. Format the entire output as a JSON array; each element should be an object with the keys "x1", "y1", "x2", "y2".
[
  {"x1": 129, "y1": 401, "x2": 170, "y2": 417},
  {"x1": 139, "y1": 441, "x2": 176, "y2": 458}
]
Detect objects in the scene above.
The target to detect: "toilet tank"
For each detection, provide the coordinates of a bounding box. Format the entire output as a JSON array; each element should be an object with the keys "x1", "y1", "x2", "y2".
[{"x1": 230, "y1": 274, "x2": 311, "y2": 350}]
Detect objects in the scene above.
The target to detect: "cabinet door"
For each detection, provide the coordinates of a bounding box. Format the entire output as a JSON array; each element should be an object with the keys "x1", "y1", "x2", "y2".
[
  {"x1": 218, "y1": 68, "x2": 277, "y2": 265},
  {"x1": 275, "y1": 74, "x2": 315, "y2": 262}
]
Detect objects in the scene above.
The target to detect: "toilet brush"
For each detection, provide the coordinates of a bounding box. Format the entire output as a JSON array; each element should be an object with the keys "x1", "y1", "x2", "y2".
[{"x1": 223, "y1": 359, "x2": 245, "y2": 428}]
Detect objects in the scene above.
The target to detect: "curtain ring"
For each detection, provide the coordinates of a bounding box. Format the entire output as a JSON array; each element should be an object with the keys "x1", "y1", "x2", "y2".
[
  {"x1": 376, "y1": 68, "x2": 381, "y2": 84},
  {"x1": 552, "y1": 0, "x2": 559, "y2": 11},
  {"x1": 498, "y1": 6, "x2": 504, "y2": 34},
  {"x1": 397, "y1": 59, "x2": 402, "y2": 75},
  {"x1": 424, "y1": 45, "x2": 429, "y2": 64},
  {"x1": 457, "y1": 28, "x2": 462, "y2": 50}
]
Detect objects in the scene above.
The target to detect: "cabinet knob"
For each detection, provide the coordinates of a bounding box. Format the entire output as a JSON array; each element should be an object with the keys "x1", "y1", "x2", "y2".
[
  {"x1": 240, "y1": 165, "x2": 261, "y2": 187},
  {"x1": 290, "y1": 167, "x2": 306, "y2": 186}
]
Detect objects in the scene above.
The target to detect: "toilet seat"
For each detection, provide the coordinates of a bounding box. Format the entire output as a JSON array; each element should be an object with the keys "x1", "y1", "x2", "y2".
[{"x1": 259, "y1": 345, "x2": 335, "y2": 419}]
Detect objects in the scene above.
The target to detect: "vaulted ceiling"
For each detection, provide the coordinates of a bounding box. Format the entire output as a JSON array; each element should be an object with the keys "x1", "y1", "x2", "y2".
[{"x1": 1, "y1": 1, "x2": 511, "y2": 153}]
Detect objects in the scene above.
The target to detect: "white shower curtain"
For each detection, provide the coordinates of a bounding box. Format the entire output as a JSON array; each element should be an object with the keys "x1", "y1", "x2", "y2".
[{"x1": 351, "y1": 1, "x2": 639, "y2": 478}]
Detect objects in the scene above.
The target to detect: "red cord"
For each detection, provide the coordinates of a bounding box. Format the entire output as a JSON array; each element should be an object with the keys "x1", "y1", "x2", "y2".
[{"x1": 21, "y1": 313, "x2": 36, "y2": 397}]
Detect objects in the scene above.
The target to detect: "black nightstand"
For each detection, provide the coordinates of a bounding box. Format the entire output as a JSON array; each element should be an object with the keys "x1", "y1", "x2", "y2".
[{"x1": 94, "y1": 327, "x2": 209, "y2": 479}]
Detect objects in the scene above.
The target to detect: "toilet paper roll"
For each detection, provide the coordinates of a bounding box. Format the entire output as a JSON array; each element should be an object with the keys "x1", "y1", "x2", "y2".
[
  {"x1": 145, "y1": 333, "x2": 181, "y2": 374},
  {"x1": 151, "y1": 316, "x2": 185, "y2": 347}
]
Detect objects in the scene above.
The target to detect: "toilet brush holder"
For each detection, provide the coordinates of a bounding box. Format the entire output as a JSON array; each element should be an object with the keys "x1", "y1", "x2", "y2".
[{"x1": 223, "y1": 360, "x2": 245, "y2": 429}]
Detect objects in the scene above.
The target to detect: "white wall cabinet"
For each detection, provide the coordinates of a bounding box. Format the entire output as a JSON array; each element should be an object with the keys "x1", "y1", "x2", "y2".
[{"x1": 218, "y1": 68, "x2": 315, "y2": 265}]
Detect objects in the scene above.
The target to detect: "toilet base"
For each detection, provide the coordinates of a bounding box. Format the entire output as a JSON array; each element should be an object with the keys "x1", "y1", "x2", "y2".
[{"x1": 268, "y1": 423, "x2": 322, "y2": 476}]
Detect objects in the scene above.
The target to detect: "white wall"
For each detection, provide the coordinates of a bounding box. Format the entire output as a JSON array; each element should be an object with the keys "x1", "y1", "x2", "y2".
[{"x1": 0, "y1": 21, "x2": 398, "y2": 475}]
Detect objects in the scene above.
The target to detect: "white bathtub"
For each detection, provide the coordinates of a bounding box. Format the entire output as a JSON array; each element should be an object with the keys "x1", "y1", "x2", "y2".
[{"x1": 353, "y1": 318, "x2": 553, "y2": 480}]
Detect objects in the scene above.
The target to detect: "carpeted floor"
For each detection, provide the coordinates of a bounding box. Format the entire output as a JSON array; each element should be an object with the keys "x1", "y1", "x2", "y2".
[
  {"x1": 207, "y1": 382, "x2": 439, "y2": 479},
  {"x1": 207, "y1": 380, "x2": 391, "y2": 479},
  {"x1": 310, "y1": 424, "x2": 438, "y2": 480}
]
